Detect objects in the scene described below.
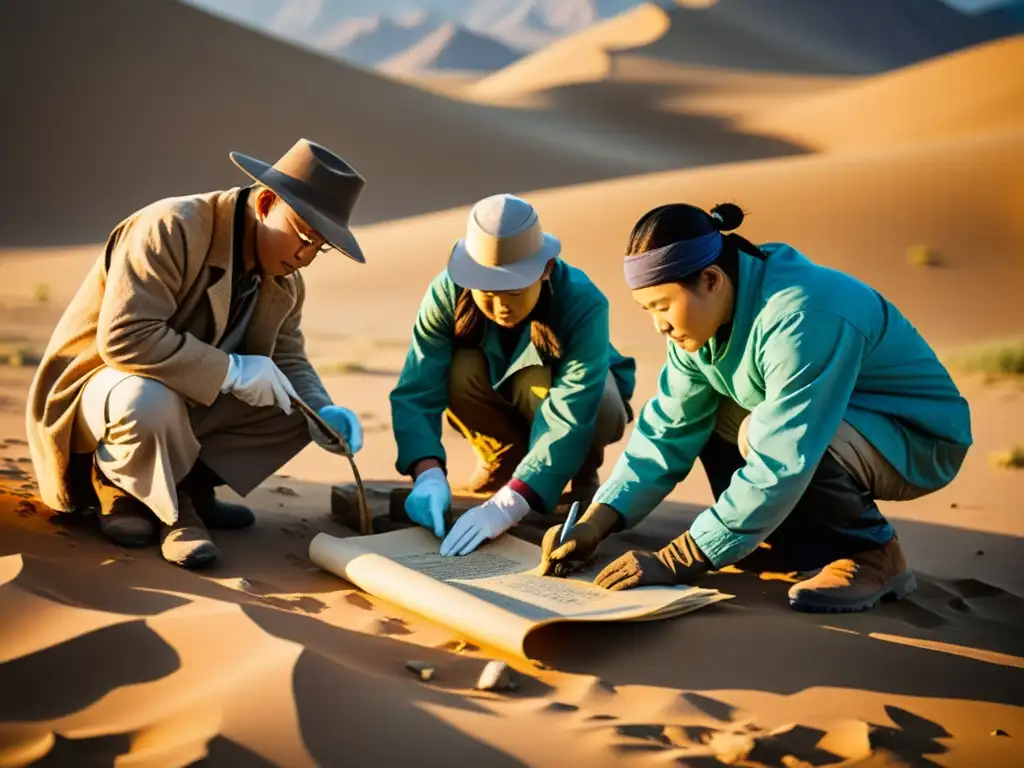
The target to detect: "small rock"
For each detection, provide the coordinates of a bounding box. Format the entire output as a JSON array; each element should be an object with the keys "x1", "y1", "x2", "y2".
[
  {"x1": 991, "y1": 729, "x2": 1009, "y2": 737},
  {"x1": 476, "y1": 660, "x2": 516, "y2": 692},
  {"x1": 949, "y1": 502, "x2": 959, "y2": 509},
  {"x1": 365, "y1": 617, "x2": 409, "y2": 636},
  {"x1": 270, "y1": 486, "x2": 299, "y2": 497},
  {"x1": 228, "y1": 578, "x2": 252, "y2": 592},
  {"x1": 405, "y1": 660, "x2": 435, "y2": 682},
  {"x1": 976, "y1": 549, "x2": 985, "y2": 556},
  {"x1": 546, "y1": 702, "x2": 578, "y2": 713}
]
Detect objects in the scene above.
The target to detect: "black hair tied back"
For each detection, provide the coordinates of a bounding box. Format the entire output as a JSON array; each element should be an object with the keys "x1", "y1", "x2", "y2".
[{"x1": 708, "y1": 202, "x2": 745, "y2": 232}]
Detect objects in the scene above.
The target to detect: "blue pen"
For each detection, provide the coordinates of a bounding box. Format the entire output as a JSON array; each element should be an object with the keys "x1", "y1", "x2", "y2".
[{"x1": 559, "y1": 501, "x2": 581, "y2": 545}]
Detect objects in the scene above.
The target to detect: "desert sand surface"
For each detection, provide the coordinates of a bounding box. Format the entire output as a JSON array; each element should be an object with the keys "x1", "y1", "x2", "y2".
[{"x1": 2, "y1": 1, "x2": 1024, "y2": 765}]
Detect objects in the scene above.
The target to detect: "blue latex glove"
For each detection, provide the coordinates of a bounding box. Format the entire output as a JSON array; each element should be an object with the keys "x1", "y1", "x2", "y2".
[
  {"x1": 405, "y1": 467, "x2": 451, "y2": 538},
  {"x1": 440, "y1": 486, "x2": 531, "y2": 556},
  {"x1": 312, "y1": 405, "x2": 363, "y2": 454}
]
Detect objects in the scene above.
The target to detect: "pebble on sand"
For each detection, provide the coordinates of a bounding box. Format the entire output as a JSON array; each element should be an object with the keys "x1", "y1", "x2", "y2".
[
  {"x1": 270, "y1": 486, "x2": 300, "y2": 497},
  {"x1": 991, "y1": 729, "x2": 1009, "y2": 737},
  {"x1": 405, "y1": 660, "x2": 435, "y2": 682},
  {"x1": 476, "y1": 660, "x2": 518, "y2": 692}
]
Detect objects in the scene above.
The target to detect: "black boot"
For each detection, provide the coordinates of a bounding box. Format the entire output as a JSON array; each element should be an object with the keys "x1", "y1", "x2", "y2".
[
  {"x1": 179, "y1": 461, "x2": 255, "y2": 530},
  {"x1": 90, "y1": 455, "x2": 156, "y2": 546}
]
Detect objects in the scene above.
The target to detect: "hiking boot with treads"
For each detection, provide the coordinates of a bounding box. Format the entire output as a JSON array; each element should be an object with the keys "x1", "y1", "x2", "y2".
[
  {"x1": 90, "y1": 455, "x2": 156, "y2": 547},
  {"x1": 160, "y1": 491, "x2": 220, "y2": 569},
  {"x1": 787, "y1": 536, "x2": 917, "y2": 613}
]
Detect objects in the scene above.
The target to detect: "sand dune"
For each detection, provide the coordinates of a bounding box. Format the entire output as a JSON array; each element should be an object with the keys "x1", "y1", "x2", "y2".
[
  {"x1": 380, "y1": 21, "x2": 524, "y2": 75},
  {"x1": 472, "y1": 0, "x2": 1024, "y2": 100},
  {"x1": 743, "y1": 35, "x2": 1024, "y2": 152},
  {"x1": 470, "y1": 3, "x2": 673, "y2": 98},
  {"x1": 631, "y1": 0, "x2": 1023, "y2": 74},
  {"x1": 3, "y1": 1, "x2": 1024, "y2": 765},
  {"x1": 3, "y1": 0, "x2": 782, "y2": 247},
  {"x1": 286, "y1": 131, "x2": 1024, "y2": 366}
]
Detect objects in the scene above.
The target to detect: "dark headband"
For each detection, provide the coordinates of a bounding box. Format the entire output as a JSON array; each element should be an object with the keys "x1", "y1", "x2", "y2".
[{"x1": 623, "y1": 231, "x2": 723, "y2": 290}]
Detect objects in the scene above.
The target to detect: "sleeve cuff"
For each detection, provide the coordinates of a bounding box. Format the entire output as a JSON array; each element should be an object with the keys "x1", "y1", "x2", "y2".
[
  {"x1": 507, "y1": 478, "x2": 545, "y2": 513},
  {"x1": 401, "y1": 456, "x2": 448, "y2": 477}
]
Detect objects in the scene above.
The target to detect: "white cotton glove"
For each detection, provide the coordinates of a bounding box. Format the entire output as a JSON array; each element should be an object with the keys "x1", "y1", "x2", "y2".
[
  {"x1": 440, "y1": 486, "x2": 531, "y2": 557},
  {"x1": 221, "y1": 353, "x2": 297, "y2": 413},
  {"x1": 405, "y1": 467, "x2": 452, "y2": 538}
]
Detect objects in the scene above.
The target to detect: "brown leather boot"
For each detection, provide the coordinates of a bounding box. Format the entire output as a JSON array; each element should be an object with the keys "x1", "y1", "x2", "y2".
[
  {"x1": 788, "y1": 536, "x2": 916, "y2": 613},
  {"x1": 160, "y1": 490, "x2": 220, "y2": 569},
  {"x1": 90, "y1": 455, "x2": 156, "y2": 546}
]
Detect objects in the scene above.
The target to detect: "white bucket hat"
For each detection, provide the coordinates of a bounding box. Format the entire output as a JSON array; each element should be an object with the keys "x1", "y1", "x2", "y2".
[{"x1": 446, "y1": 193, "x2": 561, "y2": 291}]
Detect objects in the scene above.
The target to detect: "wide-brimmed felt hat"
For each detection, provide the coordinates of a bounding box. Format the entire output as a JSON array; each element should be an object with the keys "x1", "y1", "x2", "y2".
[
  {"x1": 229, "y1": 138, "x2": 367, "y2": 263},
  {"x1": 447, "y1": 193, "x2": 561, "y2": 291}
]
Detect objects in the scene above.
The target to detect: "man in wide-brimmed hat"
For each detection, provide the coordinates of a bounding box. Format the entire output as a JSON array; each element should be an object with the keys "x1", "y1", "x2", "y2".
[{"x1": 27, "y1": 139, "x2": 367, "y2": 568}]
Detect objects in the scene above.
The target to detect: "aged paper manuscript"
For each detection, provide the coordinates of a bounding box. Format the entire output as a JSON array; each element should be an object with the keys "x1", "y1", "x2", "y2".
[{"x1": 309, "y1": 528, "x2": 731, "y2": 658}]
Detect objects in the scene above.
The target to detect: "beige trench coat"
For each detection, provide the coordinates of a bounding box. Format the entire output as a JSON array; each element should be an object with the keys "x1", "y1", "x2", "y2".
[{"x1": 26, "y1": 186, "x2": 331, "y2": 512}]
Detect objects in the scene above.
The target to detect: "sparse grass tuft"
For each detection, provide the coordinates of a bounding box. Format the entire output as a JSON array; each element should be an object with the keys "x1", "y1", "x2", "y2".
[
  {"x1": 990, "y1": 445, "x2": 1024, "y2": 470},
  {"x1": 0, "y1": 344, "x2": 41, "y2": 368},
  {"x1": 371, "y1": 338, "x2": 410, "y2": 349},
  {"x1": 944, "y1": 337, "x2": 1024, "y2": 379},
  {"x1": 320, "y1": 360, "x2": 370, "y2": 375},
  {"x1": 34, "y1": 283, "x2": 51, "y2": 305},
  {"x1": 906, "y1": 244, "x2": 939, "y2": 267}
]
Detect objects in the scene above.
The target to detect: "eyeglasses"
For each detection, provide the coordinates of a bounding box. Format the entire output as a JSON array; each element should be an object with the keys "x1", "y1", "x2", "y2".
[{"x1": 288, "y1": 213, "x2": 334, "y2": 255}]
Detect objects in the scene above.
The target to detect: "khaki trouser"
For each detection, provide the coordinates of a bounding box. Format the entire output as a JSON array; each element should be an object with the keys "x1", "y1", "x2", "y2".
[
  {"x1": 713, "y1": 397, "x2": 927, "y2": 502},
  {"x1": 72, "y1": 368, "x2": 310, "y2": 525},
  {"x1": 446, "y1": 348, "x2": 628, "y2": 477}
]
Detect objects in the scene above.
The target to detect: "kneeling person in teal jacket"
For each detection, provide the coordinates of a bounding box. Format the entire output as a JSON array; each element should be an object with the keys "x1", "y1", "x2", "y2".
[
  {"x1": 389, "y1": 194, "x2": 636, "y2": 557},
  {"x1": 539, "y1": 202, "x2": 972, "y2": 612}
]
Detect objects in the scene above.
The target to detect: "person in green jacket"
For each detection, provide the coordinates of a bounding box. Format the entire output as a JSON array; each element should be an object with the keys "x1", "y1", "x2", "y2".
[
  {"x1": 389, "y1": 193, "x2": 637, "y2": 557},
  {"x1": 538, "y1": 202, "x2": 972, "y2": 612}
]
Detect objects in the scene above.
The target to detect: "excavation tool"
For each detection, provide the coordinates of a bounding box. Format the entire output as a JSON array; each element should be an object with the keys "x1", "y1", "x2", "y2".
[{"x1": 290, "y1": 395, "x2": 371, "y2": 535}]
